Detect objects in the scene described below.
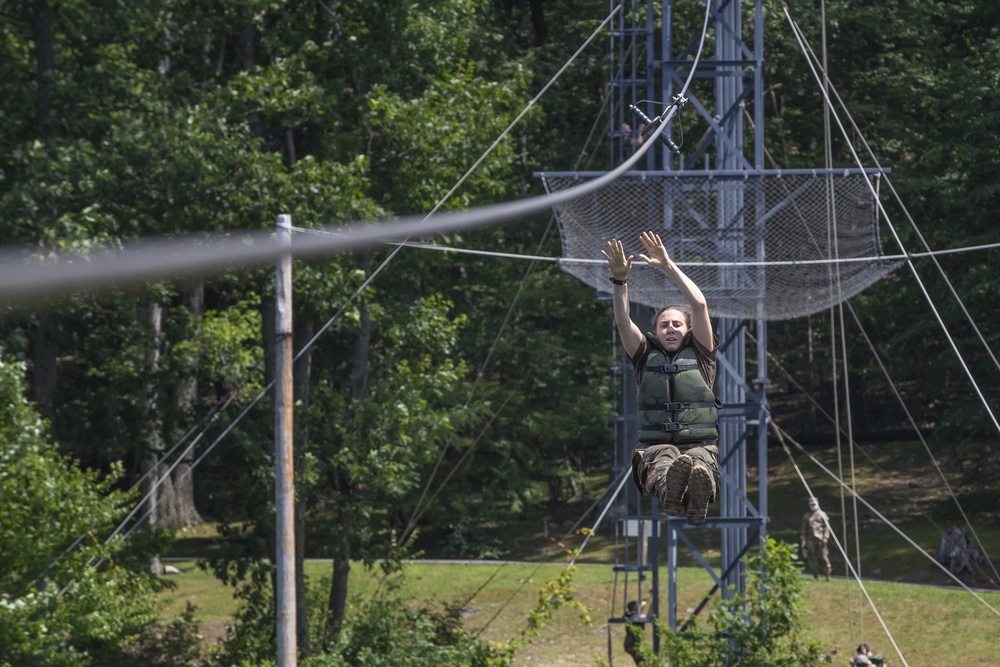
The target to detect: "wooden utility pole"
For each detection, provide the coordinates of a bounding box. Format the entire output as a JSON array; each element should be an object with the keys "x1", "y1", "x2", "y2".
[{"x1": 275, "y1": 213, "x2": 297, "y2": 666}]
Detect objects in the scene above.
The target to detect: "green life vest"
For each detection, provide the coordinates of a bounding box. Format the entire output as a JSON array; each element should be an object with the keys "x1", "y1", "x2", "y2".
[{"x1": 637, "y1": 335, "x2": 719, "y2": 444}]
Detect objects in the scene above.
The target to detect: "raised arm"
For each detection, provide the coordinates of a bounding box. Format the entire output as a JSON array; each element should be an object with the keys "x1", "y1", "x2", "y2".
[
  {"x1": 639, "y1": 231, "x2": 715, "y2": 350},
  {"x1": 601, "y1": 238, "x2": 644, "y2": 358}
]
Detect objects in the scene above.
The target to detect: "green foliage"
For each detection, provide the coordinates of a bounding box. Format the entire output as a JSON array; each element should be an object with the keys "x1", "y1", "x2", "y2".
[
  {"x1": 303, "y1": 292, "x2": 473, "y2": 559},
  {"x1": 0, "y1": 354, "x2": 160, "y2": 666},
  {"x1": 4, "y1": 0, "x2": 999, "y2": 661},
  {"x1": 303, "y1": 593, "x2": 516, "y2": 667},
  {"x1": 213, "y1": 558, "x2": 517, "y2": 667},
  {"x1": 614, "y1": 539, "x2": 826, "y2": 667},
  {"x1": 524, "y1": 561, "x2": 591, "y2": 639}
]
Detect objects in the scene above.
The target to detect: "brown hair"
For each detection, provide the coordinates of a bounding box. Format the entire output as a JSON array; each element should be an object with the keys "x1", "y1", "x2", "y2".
[{"x1": 653, "y1": 304, "x2": 692, "y2": 328}]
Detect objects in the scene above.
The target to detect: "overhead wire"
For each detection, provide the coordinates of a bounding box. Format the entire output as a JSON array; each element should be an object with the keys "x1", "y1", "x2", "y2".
[
  {"x1": 783, "y1": 0, "x2": 1000, "y2": 609},
  {"x1": 397, "y1": 4, "x2": 633, "y2": 547},
  {"x1": 769, "y1": 420, "x2": 1000, "y2": 617},
  {"x1": 472, "y1": 468, "x2": 631, "y2": 639},
  {"x1": 781, "y1": 8, "x2": 1000, "y2": 650},
  {"x1": 749, "y1": 328, "x2": 946, "y2": 529},
  {"x1": 466, "y1": 0, "x2": 716, "y2": 636},
  {"x1": 817, "y1": 0, "x2": 866, "y2": 639},
  {"x1": 40, "y1": 380, "x2": 247, "y2": 580},
  {"x1": 97, "y1": 3, "x2": 633, "y2": 555},
  {"x1": 756, "y1": 316, "x2": 1000, "y2": 590},
  {"x1": 738, "y1": 106, "x2": 997, "y2": 585},
  {"x1": 399, "y1": 4, "x2": 647, "y2": 552},
  {"x1": 332, "y1": 234, "x2": 1000, "y2": 267},
  {"x1": 420, "y1": 27, "x2": 643, "y2": 614},
  {"x1": 791, "y1": 7, "x2": 1000, "y2": 381},
  {"x1": 780, "y1": 0, "x2": 1000, "y2": 442},
  {"x1": 839, "y1": 303, "x2": 1000, "y2": 585},
  {"x1": 769, "y1": 424, "x2": 910, "y2": 667}
]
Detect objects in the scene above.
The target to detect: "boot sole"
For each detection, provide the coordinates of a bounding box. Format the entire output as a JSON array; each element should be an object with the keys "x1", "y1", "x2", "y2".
[
  {"x1": 686, "y1": 464, "x2": 715, "y2": 526},
  {"x1": 660, "y1": 455, "x2": 692, "y2": 516}
]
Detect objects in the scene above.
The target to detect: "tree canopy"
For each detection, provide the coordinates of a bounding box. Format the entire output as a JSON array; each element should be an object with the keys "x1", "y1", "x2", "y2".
[{"x1": 1, "y1": 0, "x2": 998, "y2": 663}]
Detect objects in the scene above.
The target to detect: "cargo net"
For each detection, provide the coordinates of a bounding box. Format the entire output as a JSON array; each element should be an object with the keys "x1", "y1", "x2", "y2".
[{"x1": 542, "y1": 172, "x2": 900, "y2": 321}]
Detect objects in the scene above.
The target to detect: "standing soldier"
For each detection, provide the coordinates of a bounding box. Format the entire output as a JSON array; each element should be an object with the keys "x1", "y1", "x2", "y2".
[{"x1": 800, "y1": 497, "x2": 832, "y2": 581}]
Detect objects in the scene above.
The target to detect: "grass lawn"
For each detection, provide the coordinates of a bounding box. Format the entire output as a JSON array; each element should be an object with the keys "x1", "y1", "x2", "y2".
[
  {"x1": 157, "y1": 559, "x2": 1000, "y2": 666},
  {"x1": 159, "y1": 440, "x2": 1000, "y2": 665}
]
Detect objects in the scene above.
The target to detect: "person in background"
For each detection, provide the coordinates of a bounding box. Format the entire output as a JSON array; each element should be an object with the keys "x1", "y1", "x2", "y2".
[
  {"x1": 849, "y1": 642, "x2": 885, "y2": 665},
  {"x1": 800, "y1": 496, "x2": 832, "y2": 581}
]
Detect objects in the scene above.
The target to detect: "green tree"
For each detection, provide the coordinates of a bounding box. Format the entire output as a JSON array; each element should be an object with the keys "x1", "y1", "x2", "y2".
[{"x1": 0, "y1": 354, "x2": 160, "y2": 666}]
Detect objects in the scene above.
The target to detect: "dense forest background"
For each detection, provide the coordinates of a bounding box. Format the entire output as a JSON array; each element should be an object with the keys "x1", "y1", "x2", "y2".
[{"x1": 1, "y1": 0, "x2": 998, "y2": 664}]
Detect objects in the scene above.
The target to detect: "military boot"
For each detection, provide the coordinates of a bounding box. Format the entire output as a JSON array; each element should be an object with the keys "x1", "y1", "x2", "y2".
[
  {"x1": 685, "y1": 460, "x2": 715, "y2": 526},
  {"x1": 658, "y1": 454, "x2": 692, "y2": 516}
]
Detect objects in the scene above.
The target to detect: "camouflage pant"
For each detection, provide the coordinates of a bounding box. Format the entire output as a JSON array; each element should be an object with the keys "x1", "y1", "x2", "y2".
[
  {"x1": 631, "y1": 443, "x2": 719, "y2": 501},
  {"x1": 804, "y1": 539, "x2": 831, "y2": 576}
]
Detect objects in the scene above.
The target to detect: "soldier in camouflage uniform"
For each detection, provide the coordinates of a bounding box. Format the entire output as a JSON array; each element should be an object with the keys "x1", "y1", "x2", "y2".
[
  {"x1": 800, "y1": 497, "x2": 832, "y2": 580},
  {"x1": 603, "y1": 232, "x2": 721, "y2": 526}
]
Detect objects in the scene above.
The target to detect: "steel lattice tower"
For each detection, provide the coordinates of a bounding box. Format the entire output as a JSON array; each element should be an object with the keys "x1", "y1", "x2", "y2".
[{"x1": 604, "y1": 0, "x2": 769, "y2": 652}]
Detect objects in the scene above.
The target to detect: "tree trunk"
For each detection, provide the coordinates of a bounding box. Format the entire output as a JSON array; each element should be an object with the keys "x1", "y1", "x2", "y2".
[
  {"x1": 32, "y1": 311, "x2": 58, "y2": 419},
  {"x1": 163, "y1": 282, "x2": 205, "y2": 529},
  {"x1": 24, "y1": 0, "x2": 58, "y2": 417},
  {"x1": 136, "y1": 296, "x2": 166, "y2": 575},
  {"x1": 23, "y1": 0, "x2": 55, "y2": 138},
  {"x1": 294, "y1": 320, "x2": 315, "y2": 653},
  {"x1": 327, "y1": 251, "x2": 373, "y2": 639},
  {"x1": 327, "y1": 509, "x2": 353, "y2": 640}
]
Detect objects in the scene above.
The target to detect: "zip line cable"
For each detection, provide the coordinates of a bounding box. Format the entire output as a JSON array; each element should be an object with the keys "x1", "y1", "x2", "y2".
[
  {"x1": 100, "y1": 4, "x2": 632, "y2": 554},
  {"x1": 439, "y1": 0, "x2": 714, "y2": 616},
  {"x1": 781, "y1": 0, "x2": 1000, "y2": 443},
  {"x1": 329, "y1": 235, "x2": 1000, "y2": 267},
  {"x1": 770, "y1": 424, "x2": 910, "y2": 667},
  {"x1": 0, "y1": 118, "x2": 652, "y2": 306}
]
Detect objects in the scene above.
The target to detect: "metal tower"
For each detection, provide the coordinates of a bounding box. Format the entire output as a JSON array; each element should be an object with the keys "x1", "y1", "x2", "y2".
[
  {"x1": 537, "y1": 1, "x2": 886, "y2": 660},
  {"x1": 606, "y1": 0, "x2": 769, "y2": 652}
]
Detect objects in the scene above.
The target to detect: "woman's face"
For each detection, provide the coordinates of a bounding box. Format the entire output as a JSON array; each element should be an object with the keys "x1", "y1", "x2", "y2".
[{"x1": 655, "y1": 308, "x2": 689, "y2": 352}]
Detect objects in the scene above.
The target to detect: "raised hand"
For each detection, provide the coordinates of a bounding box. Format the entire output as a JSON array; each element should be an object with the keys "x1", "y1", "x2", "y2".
[
  {"x1": 638, "y1": 231, "x2": 670, "y2": 270},
  {"x1": 601, "y1": 238, "x2": 633, "y2": 281}
]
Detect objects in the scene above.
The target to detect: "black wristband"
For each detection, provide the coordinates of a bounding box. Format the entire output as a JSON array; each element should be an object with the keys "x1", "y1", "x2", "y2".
[{"x1": 609, "y1": 276, "x2": 627, "y2": 286}]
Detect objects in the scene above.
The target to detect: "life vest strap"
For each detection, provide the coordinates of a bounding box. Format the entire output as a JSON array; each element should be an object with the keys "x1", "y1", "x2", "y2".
[
  {"x1": 640, "y1": 421, "x2": 719, "y2": 433},
  {"x1": 662, "y1": 401, "x2": 717, "y2": 411},
  {"x1": 646, "y1": 360, "x2": 699, "y2": 374}
]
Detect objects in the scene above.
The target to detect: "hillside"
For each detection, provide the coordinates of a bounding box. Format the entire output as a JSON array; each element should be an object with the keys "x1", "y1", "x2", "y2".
[{"x1": 397, "y1": 438, "x2": 1000, "y2": 590}]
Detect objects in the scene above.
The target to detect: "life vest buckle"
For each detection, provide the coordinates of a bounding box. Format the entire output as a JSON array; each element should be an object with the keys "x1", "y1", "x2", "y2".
[{"x1": 657, "y1": 422, "x2": 683, "y2": 432}]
